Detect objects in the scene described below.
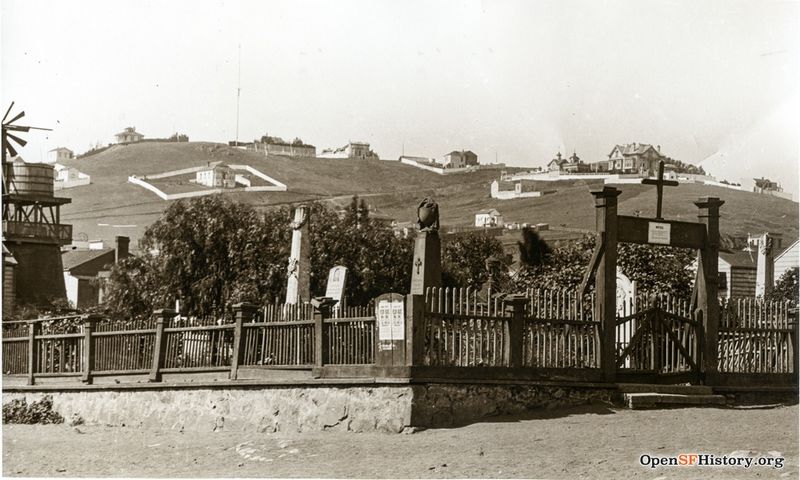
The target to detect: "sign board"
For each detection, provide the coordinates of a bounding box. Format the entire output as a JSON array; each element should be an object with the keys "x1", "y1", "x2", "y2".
[
  {"x1": 377, "y1": 297, "x2": 405, "y2": 341},
  {"x1": 324, "y1": 265, "x2": 348, "y2": 305},
  {"x1": 648, "y1": 222, "x2": 671, "y2": 245}
]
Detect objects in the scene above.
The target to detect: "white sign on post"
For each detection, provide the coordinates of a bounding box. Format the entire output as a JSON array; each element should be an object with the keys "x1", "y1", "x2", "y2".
[
  {"x1": 377, "y1": 298, "x2": 405, "y2": 341},
  {"x1": 648, "y1": 222, "x2": 671, "y2": 245}
]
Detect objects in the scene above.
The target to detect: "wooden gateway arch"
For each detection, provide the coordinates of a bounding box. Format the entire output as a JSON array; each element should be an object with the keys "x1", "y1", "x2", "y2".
[{"x1": 580, "y1": 162, "x2": 724, "y2": 384}]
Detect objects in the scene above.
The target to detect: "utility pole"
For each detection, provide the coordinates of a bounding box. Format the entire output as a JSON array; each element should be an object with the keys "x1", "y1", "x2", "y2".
[{"x1": 235, "y1": 44, "x2": 241, "y2": 147}]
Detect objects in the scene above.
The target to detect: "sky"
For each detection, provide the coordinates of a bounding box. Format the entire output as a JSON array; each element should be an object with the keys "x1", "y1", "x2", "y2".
[{"x1": 2, "y1": 0, "x2": 798, "y2": 196}]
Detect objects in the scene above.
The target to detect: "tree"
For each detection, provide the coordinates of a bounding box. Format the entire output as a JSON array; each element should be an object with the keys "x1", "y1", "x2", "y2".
[
  {"x1": 767, "y1": 268, "x2": 799, "y2": 305},
  {"x1": 106, "y1": 196, "x2": 291, "y2": 317},
  {"x1": 514, "y1": 235, "x2": 596, "y2": 291},
  {"x1": 442, "y1": 232, "x2": 507, "y2": 290},
  {"x1": 518, "y1": 228, "x2": 551, "y2": 267},
  {"x1": 307, "y1": 201, "x2": 413, "y2": 306}
]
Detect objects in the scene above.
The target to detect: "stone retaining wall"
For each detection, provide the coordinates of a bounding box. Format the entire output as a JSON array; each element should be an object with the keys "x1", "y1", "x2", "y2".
[{"x1": 3, "y1": 383, "x2": 616, "y2": 433}]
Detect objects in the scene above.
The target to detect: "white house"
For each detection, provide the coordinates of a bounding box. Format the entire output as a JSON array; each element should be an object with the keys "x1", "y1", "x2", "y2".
[
  {"x1": 475, "y1": 209, "x2": 504, "y2": 228},
  {"x1": 115, "y1": 127, "x2": 144, "y2": 144},
  {"x1": 53, "y1": 163, "x2": 91, "y2": 190},
  {"x1": 196, "y1": 162, "x2": 236, "y2": 188},
  {"x1": 774, "y1": 239, "x2": 799, "y2": 280},
  {"x1": 47, "y1": 147, "x2": 74, "y2": 164}
]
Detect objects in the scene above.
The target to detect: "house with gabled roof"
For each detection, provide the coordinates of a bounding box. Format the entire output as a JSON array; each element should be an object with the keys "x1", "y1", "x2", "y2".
[
  {"x1": 196, "y1": 161, "x2": 236, "y2": 188},
  {"x1": 475, "y1": 209, "x2": 504, "y2": 228},
  {"x1": 61, "y1": 237, "x2": 129, "y2": 308},
  {"x1": 607, "y1": 143, "x2": 665, "y2": 175},
  {"x1": 443, "y1": 150, "x2": 478, "y2": 169},
  {"x1": 47, "y1": 147, "x2": 74, "y2": 164}
]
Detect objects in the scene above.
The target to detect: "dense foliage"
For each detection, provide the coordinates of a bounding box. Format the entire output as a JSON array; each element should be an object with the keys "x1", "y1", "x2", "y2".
[
  {"x1": 513, "y1": 234, "x2": 696, "y2": 296},
  {"x1": 767, "y1": 267, "x2": 799, "y2": 305},
  {"x1": 2, "y1": 396, "x2": 64, "y2": 424},
  {"x1": 104, "y1": 196, "x2": 414, "y2": 316},
  {"x1": 442, "y1": 231, "x2": 507, "y2": 290}
]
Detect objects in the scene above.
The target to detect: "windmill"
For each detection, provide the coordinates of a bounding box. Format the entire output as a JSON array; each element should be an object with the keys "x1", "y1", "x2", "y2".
[{"x1": 2, "y1": 102, "x2": 52, "y2": 195}]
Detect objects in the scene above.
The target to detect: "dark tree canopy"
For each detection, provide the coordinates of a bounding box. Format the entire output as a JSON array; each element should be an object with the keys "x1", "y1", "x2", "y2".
[{"x1": 442, "y1": 232, "x2": 507, "y2": 290}]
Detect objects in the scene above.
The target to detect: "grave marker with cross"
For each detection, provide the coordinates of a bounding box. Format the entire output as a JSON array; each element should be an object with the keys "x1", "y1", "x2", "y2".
[{"x1": 641, "y1": 160, "x2": 678, "y2": 219}]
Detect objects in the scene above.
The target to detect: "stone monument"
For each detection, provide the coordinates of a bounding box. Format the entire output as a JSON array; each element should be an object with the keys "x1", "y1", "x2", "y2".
[
  {"x1": 751, "y1": 232, "x2": 779, "y2": 297},
  {"x1": 324, "y1": 265, "x2": 348, "y2": 313},
  {"x1": 409, "y1": 197, "x2": 442, "y2": 295},
  {"x1": 285, "y1": 204, "x2": 311, "y2": 304}
]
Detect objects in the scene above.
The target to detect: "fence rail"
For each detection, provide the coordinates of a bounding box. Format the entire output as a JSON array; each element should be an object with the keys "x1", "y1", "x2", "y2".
[{"x1": 719, "y1": 298, "x2": 794, "y2": 374}]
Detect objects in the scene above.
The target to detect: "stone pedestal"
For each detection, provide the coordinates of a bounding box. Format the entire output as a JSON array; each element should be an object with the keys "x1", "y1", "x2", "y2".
[{"x1": 409, "y1": 230, "x2": 442, "y2": 295}]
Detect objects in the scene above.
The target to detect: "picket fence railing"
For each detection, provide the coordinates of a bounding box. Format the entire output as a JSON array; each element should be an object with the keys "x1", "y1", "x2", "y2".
[
  {"x1": 718, "y1": 297, "x2": 794, "y2": 374},
  {"x1": 423, "y1": 287, "x2": 601, "y2": 369},
  {"x1": 1, "y1": 303, "x2": 377, "y2": 382}
]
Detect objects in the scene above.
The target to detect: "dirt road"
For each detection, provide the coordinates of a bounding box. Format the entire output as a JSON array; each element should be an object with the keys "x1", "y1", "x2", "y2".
[{"x1": 3, "y1": 404, "x2": 797, "y2": 479}]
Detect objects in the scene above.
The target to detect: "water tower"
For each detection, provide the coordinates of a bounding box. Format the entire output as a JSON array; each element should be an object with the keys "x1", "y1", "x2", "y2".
[{"x1": 2, "y1": 103, "x2": 72, "y2": 308}]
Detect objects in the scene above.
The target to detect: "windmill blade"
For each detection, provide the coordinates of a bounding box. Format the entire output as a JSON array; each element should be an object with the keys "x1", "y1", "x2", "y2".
[
  {"x1": 3, "y1": 141, "x2": 18, "y2": 158},
  {"x1": 6, "y1": 132, "x2": 27, "y2": 147},
  {"x1": 4, "y1": 110, "x2": 24, "y2": 125},
  {"x1": 5, "y1": 125, "x2": 31, "y2": 132},
  {"x1": 1, "y1": 102, "x2": 14, "y2": 123}
]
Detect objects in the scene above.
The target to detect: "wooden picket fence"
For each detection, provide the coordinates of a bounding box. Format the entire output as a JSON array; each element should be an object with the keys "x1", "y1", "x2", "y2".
[
  {"x1": 2, "y1": 303, "x2": 378, "y2": 382},
  {"x1": 422, "y1": 287, "x2": 601, "y2": 369},
  {"x1": 718, "y1": 297, "x2": 794, "y2": 374}
]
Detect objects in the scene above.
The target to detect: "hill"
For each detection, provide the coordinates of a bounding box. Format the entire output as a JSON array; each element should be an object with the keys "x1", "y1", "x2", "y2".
[{"x1": 59, "y1": 142, "x2": 798, "y2": 251}]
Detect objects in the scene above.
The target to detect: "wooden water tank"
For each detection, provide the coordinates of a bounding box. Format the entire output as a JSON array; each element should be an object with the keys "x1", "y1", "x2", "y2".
[{"x1": 9, "y1": 159, "x2": 54, "y2": 196}]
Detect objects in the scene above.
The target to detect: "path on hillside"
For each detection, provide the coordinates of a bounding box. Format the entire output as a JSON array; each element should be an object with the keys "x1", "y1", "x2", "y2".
[{"x1": 4, "y1": 404, "x2": 797, "y2": 478}]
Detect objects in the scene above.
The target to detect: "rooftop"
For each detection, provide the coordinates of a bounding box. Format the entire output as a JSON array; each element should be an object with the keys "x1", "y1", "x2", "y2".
[{"x1": 62, "y1": 248, "x2": 114, "y2": 271}]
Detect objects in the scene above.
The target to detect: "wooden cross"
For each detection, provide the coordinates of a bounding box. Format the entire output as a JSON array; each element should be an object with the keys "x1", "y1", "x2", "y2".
[{"x1": 641, "y1": 160, "x2": 678, "y2": 220}]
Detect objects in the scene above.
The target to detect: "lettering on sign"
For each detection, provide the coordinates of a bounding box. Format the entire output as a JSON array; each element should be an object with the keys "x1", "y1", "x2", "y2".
[
  {"x1": 377, "y1": 298, "x2": 405, "y2": 341},
  {"x1": 648, "y1": 222, "x2": 671, "y2": 245}
]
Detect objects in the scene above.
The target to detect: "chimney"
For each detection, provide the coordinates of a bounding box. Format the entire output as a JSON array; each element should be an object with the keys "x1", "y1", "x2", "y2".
[
  {"x1": 657, "y1": 145, "x2": 661, "y2": 153},
  {"x1": 115, "y1": 236, "x2": 130, "y2": 263}
]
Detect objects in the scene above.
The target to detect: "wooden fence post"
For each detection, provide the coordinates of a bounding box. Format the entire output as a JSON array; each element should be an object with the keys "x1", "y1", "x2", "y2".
[
  {"x1": 592, "y1": 186, "x2": 620, "y2": 383},
  {"x1": 695, "y1": 196, "x2": 724, "y2": 384},
  {"x1": 312, "y1": 297, "x2": 336, "y2": 376},
  {"x1": 504, "y1": 294, "x2": 527, "y2": 368},
  {"x1": 149, "y1": 309, "x2": 177, "y2": 383},
  {"x1": 27, "y1": 321, "x2": 40, "y2": 386},
  {"x1": 405, "y1": 294, "x2": 426, "y2": 366},
  {"x1": 81, "y1": 314, "x2": 102, "y2": 384},
  {"x1": 231, "y1": 302, "x2": 257, "y2": 380},
  {"x1": 789, "y1": 307, "x2": 798, "y2": 376}
]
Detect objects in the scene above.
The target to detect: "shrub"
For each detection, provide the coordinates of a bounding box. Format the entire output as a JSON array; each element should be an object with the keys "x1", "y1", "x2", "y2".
[{"x1": 3, "y1": 396, "x2": 64, "y2": 424}]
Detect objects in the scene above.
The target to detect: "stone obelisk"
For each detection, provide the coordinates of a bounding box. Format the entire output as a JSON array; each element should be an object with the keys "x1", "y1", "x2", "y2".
[
  {"x1": 409, "y1": 197, "x2": 442, "y2": 295},
  {"x1": 754, "y1": 232, "x2": 778, "y2": 298},
  {"x1": 285, "y1": 204, "x2": 311, "y2": 304}
]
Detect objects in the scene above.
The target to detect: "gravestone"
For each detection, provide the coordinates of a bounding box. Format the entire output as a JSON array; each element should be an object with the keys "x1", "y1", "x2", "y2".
[
  {"x1": 285, "y1": 204, "x2": 311, "y2": 304},
  {"x1": 325, "y1": 265, "x2": 348, "y2": 312},
  {"x1": 616, "y1": 269, "x2": 635, "y2": 316},
  {"x1": 751, "y1": 232, "x2": 779, "y2": 297},
  {"x1": 409, "y1": 197, "x2": 442, "y2": 295}
]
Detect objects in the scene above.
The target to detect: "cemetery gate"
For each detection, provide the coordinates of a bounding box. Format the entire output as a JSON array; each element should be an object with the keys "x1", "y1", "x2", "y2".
[{"x1": 580, "y1": 164, "x2": 724, "y2": 384}]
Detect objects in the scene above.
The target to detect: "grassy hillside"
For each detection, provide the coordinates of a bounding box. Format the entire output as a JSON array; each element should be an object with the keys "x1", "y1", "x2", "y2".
[{"x1": 58, "y1": 142, "x2": 798, "y2": 251}]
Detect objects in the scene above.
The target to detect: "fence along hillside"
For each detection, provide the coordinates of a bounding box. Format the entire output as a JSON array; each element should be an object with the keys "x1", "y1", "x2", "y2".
[{"x1": 2, "y1": 288, "x2": 796, "y2": 386}]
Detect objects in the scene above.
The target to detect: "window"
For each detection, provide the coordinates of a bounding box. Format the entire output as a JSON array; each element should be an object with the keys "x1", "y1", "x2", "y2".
[{"x1": 718, "y1": 272, "x2": 728, "y2": 291}]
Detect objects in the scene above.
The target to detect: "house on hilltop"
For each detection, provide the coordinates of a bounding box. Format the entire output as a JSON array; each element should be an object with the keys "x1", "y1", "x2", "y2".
[
  {"x1": 47, "y1": 147, "x2": 74, "y2": 164},
  {"x1": 319, "y1": 141, "x2": 378, "y2": 159},
  {"x1": 196, "y1": 162, "x2": 237, "y2": 188},
  {"x1": 249, "y1": 134, "x2": 316, "y2": 157},
  {"x1": 443, "y1": 150, "x2": 478, "y2": 169},
  {"x1": 547, "y1": 151, "x2": 590, "y2": 173},
  {"x1": 606, "y1": 143, "x2": 664, "y2": 175},
  {"x1": 475, "y1": 209, "x2": 504, "y2": 228},
  {"x1": 115, "y1": 127, "x2": 144, "y2": 144}
]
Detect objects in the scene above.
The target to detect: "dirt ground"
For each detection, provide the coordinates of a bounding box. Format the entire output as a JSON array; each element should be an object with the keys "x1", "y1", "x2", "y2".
[{"x1": 2, "y1": 404, "x2": 798, "y2": 479}]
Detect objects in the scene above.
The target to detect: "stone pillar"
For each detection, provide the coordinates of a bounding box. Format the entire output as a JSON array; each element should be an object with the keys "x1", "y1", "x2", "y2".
[
  {"x1": 695, "y1": 197, "x2": 724, "y2": 383},
  {"x1": 592, "y1": 186, "x2": 620, "y2": 383},
  {"x1": 754, "y1": 233, "x2": 778, "y2": 298},
  {"x1": 409, "y1": 231, "x2": 442, "y2": 295},
  {"x1": 312, "y1": 296, "x2": 337, "y2": 375},
  {"x1": 285, "y1": 205, "x2": 311, "y2": 304}
]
